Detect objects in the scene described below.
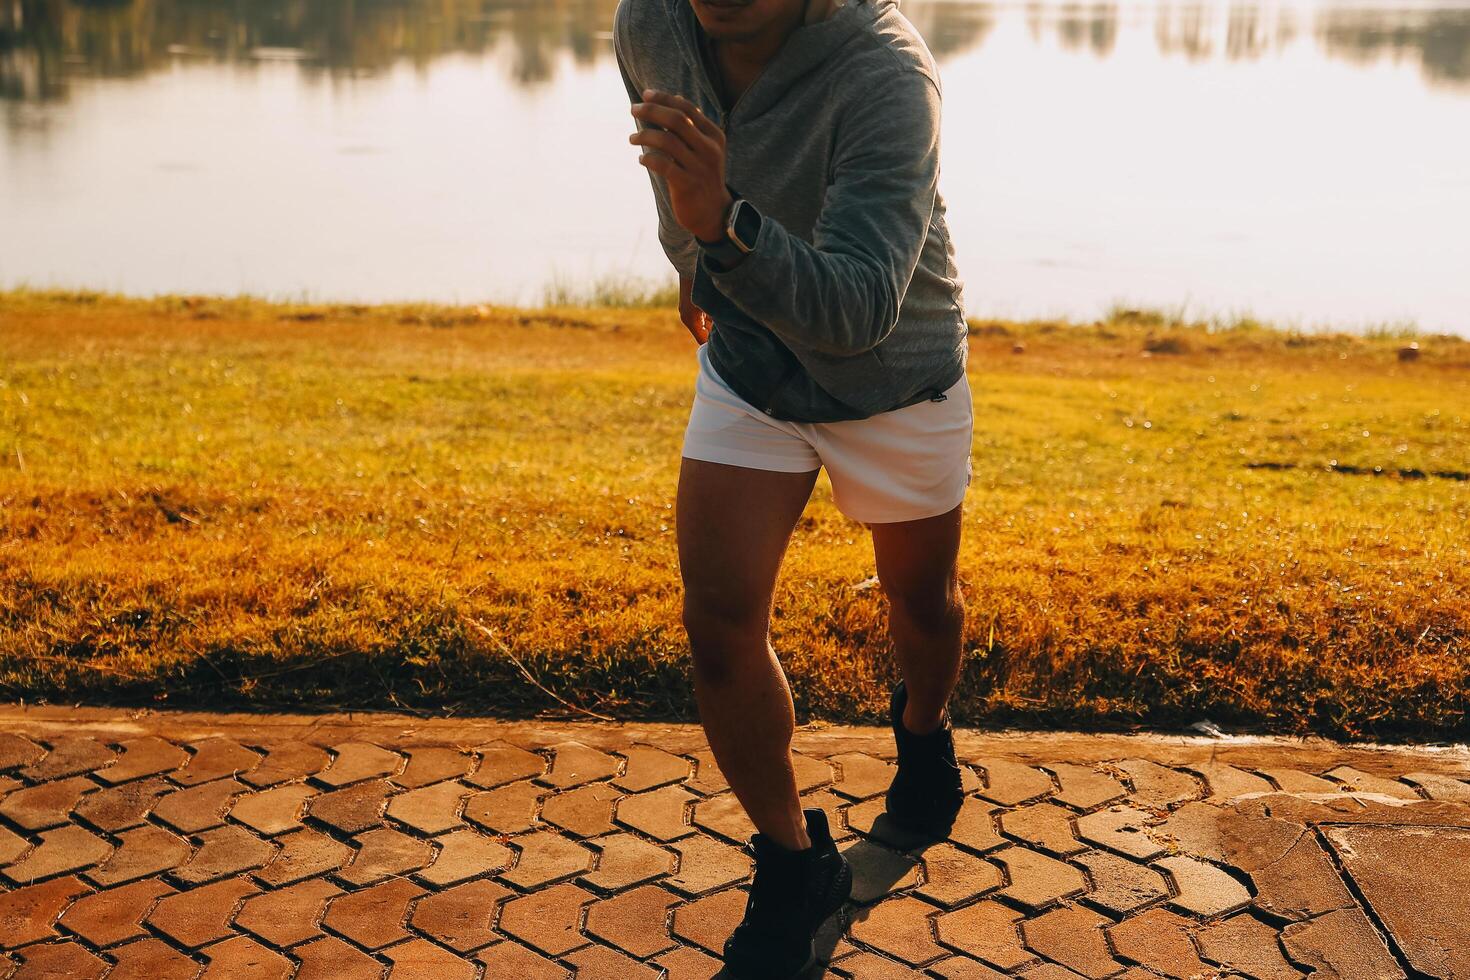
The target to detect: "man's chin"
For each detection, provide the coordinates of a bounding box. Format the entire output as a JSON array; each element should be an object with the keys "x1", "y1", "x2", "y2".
[{"x1": 692, "y1": 0, "x2": 762, "y2": 37}]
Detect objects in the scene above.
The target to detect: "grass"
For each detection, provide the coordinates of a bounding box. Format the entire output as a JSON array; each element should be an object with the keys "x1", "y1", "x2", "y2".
[{"x1": 1, "y1": 288, "x2": 1467, "y2": 739}]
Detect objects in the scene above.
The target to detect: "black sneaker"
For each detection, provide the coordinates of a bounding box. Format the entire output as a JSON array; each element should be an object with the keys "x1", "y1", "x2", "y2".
[
  {"x1": 723, "y1": 807, "x2": 852, "y2": 979},
  {"x1": 884, "y1": 680, "x2": 965, "y2": 838}
]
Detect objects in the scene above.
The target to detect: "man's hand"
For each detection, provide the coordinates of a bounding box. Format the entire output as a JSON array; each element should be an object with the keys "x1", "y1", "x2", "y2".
[
  {"x1": 678, "y1": 274, "x2": 711, "y2": 345},
  {"x1": 629, "y1": 90, "x2": 733, "y2": 244}
]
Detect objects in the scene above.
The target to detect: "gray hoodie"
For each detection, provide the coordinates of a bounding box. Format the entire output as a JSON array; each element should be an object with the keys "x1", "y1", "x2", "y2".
[{"x1": 613, "y1": 0, "x2": 969, "y2": 422}]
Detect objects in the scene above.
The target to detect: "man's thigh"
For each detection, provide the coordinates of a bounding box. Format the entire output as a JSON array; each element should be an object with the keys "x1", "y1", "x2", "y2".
[{"x1": 676, "y1": 457, "x2": 820, "y2": 623}]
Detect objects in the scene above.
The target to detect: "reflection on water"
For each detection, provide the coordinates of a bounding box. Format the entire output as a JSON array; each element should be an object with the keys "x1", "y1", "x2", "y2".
[
  {"x1": 2, "y1": 0, "x2": 1469, "y2": 332},
  {"x1": 4, "y1": 0, "x2": 1468, "y2": 104}
]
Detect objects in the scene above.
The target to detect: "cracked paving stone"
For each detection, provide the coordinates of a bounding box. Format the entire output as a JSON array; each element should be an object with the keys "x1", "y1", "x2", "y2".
[
  {"x1": 13, "y1": 941, "x2": 109, "y2": 978},
  {"x1": 1401, "y1": 771, "x2": 1470, "y2": 801},
  {"x1": 582, "y1": 832, "x2": 675, "y2": 891},
  {"x1": 395, "y1": 746, "x2": 475, "y2": 788},
  {"x1": 1020, "y1": 905, "x2": 1120, "y2": 978},
  {"x1": 693, "y1": 792, "x2": 757, "y2": 843},
  {"x1": 670, "y1": 834, "x2": 758, "y2": 899},
  {"x1": 585, "y1": 884, "x2": 679, "y2": 957},
  {"x1": 1047, "y1": 764, "x2": 1128, "y2": 811},
  {"x1": 318, "y1": 741, "x2": 401, "y2": 786},
  {"x1": 655, "y1": 945, "x2": 724, "y2": 980},
  {"x1": 0, "y1": 875, "x2": 93, "y2": 947},
  {"x1": 564, "y1": 944, "x2": 663, "y2": 980},
  {"x1": 98, "y1": 737, "x2": 189, "y2": 785},
  {"x1": 86, "y1": 824, "x2": 191, "y2": 886},
  {"x1": 174, "y1": 824, "x2": 278, "y2": 884},
  {"x1": 105, "y1": 938, "x2": 203, "y2": 980},
  {"x1": 307, "y1": 777, "x2": 394, "y2": 834},
  {"x1": 1114, "y1": 759, "x2": 1201, "y2": 809},
  {"x1": 973, "y1": 758, "x2": 1054, "y2": 806},
  {"x1": 840, "y1": 838, "x2": 920, "y2": 905},
  {"x1": 463, "y1": 779, "x2": 544, "y2": 835},
  {"x1": 198, "y1": 934, "x2": 293, "y2": 979},
  {"x1": 74, "y1": 777, "x2": 171, "y2": 832},
  {"x1": 476, "y1": 941, "x2": 571, "y2": 979},
  {"x1": 338, "y1": 826, "x2": 435, "y2": 886},
  {"x1": 0, "y1": 777, "x2": 96, "y2": 831},
  {"x1": 934, "y1": 900, "x2": 1031, "y2": 970},
  {"x1": 1324, "y1": 824, "x2": 1470, "y2": 978},
  {"x1": 242, "y1": 741, "x2": 330, "y2": 788},
  {"x1": 21, "y1": 737, "x2": 117, "y2": 782},
  {"x1": 0, "y1": 733, "x2": 45, "y2": 771},
  {"x1": 1197, "y1": 914, "x2": 1305, "y2": 980},
  {"x1": 1281, "y1": 907, "x2": 1405, "y2": 980},
  {"x1": 2, "y1": 824, "x2": 112, "y2": 884},
  {"x1": 172, "y1": 739, "x2": 260, "y2": 787},
  {"x1": 235, "y1": 877, "x2": 341, "y2": 947},
  {"x1": 497, "y1": 881, "x2": 595, "y2": 956},
  {"x1": 252, "y1": 827, "x2": 352, "y2": 886},
  {"x1": 614, "y1": 745, "x2": 691, "y2": 793},
  {"x1": 791, "y1": 753, "x2": 835, "y2": 793},
  {"x1": 541, "y1": 741, "x2": 619, "y2": 789},
  {"x1": 417, "y1": 827, "x2": 514, "y2": 887},
  {"x1": 467, "y1": 741, "x2": 546, "y2": 788},
  {"x1": 994, "y1": 845, "x2": 1086, "y2": 909},
  {"x1": 1000, "y1": 802, "x2": 1087, "y2": 856},
  {"x1": 382, "y1": 937, "x2": 479, "y2": 980},
  {"x1": 1322, "y1": 765, "x2": 1420, "y2": 800},
  {"x1": 292, "y1": 936, "x2": 384, "y2": 980},
  {"x1": 411, "y1": 878, "x2": 512, "y2": 952},
  {"x1": 385, "y1": 779, "x2": 469, "y2": 835},
  {"x1": 152, "y1": 778, "x2": 248, "y2": 834},
  {"x1": 671, "y1": 887, "x2": 747, "y2": 954},
  {"x1": 541, "y1": 782, "x2": 622, "y2": 838},
  {"x1": 1073, "y1": 849, "x2": 1169, "y2": 915},
  {"x1": 501, "y1": 830, "x2": 593, "y2": 889},
  {"x1": 1257, "y1": 768, "x2": 1338, "y2": 794},
  {"x1": 914, "y1": 842, "x2": 1002, "y2": 907},
  {"x1": 1185, "y1": 763, "x2": 1274, "y2": 801},
  {"x1": 230, "y1": 783, "x2": 317, "y2": 836},
  {"x1": 687, "y1": 750, "x2": 731, "y2": 796},
  {"x1": 59, "y1": 877, "x2": 175, "y2": 946},
  {"x1": 146, "y1": 877, "x2": 259, "y2": 948},
  {"x1": 1107, "y1": 907, "x2": 1215, "y2": 979},
  {"x1": 1156, "y1": 854, "x2": 1251, "y2": 918},
  {"x1": 1076, "y1": 806, "x2": 1165, "y2": 860},
  {"x1": 321, "y1": 876, "x2": 426, "y2": 950},
  {"x1": 849, "y1": 894, "x2": 947, "y2": 965},
  {"x1": 616, "y1": 785, "x2": 696, "y2": 841}
]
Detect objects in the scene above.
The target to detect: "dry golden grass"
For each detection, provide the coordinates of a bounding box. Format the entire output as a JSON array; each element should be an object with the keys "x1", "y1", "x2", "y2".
[{"x1": 2, "y1": 289, "x2": 1467, "y2": 738}]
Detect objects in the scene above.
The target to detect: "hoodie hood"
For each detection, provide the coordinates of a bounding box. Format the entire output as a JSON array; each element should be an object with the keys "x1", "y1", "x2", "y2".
[{"x1": 666, "y1": 0, "x2": 890, "y2": 123}]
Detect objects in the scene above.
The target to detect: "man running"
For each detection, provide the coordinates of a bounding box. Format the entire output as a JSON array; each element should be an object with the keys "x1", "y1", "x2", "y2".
[{"x1": 614, "y1": 0, "x2": 972, "y2": 975}]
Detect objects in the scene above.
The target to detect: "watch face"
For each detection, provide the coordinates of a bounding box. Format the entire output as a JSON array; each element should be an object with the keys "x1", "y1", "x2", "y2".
[{"x1": 730, "y1": 199, "x2": 760, "y2": 252}]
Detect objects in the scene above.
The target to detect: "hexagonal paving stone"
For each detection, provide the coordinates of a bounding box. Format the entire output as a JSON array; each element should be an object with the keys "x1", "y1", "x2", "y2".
[
  {"x1": 146, "y1": 878, "x2": 260, "y2": 948},
  {"x1": 97, "y1": 737, "x2": 188, "y2": 784},
  {"x1": 229, "y1": 783, "x2": 317, "y2": 837},
  {"x1": 1020, "y1": 905, "x2": 1120, "y2": 978},
  {"x1": 21, "y1": 737, "x2": 117, "y2": 782},
  {"x1": 1107, "y1": 907, "x2": 1216, "y2": 979},
  {"x1": 152, "y1": 779, "x2": 248, "y2": 834},
  {"x1": 243, "y1": 741, "x2": 330, "y2": 788},
  {"x1": 500, "y1": 831, "x2": 593, "y2": 889},
  {"x1": 411, "y1": 878, "x2": 512, "y2": 952},
  {"x1": 105, "y1": 938, "x2": 202, "y2": 980},
  {"x1": 467, "y1": 741, "x2": 546, "y2": 788},
  {"x1": 476, "y1": 941, "x2": 571, "y2": 979},
  {"x1": 840, "y1": 838, "x2": 921, "y2": 905},
  {"x1": 617, "y1": 785, "x2": 697, "y2": 841},
  {"x1": 1257, "y1": 768, "x2": 1339, "y2": 794},
  {"x1": 307, "y1": 778, "x2": 395, "y2": 834},
  {"x1": 385, "y1": 779, "x2": 470, "y2": 835},
  {"x1": 584, "y1": 884, "x2": 680, "y2": 958},
  {"x1": 665, "y1": 835, "x2": 752, "y2": 897},
  {"x1": 994, "y1": 846, "x2": 1087, "y2": 910},
  {"x1": 1073, "y1": 849, "x2": 1169, "y2": 915},
  {"x1": 338, "y1": 826, "x2": 435, "y2": 886},
  {"x1": 671, "y1": 886, "x2": 748, "y2": 954},
  {"x1": 418, "y1": 828, "x2": 514, "y2": 887},
  {"x1": 253, "y1": 828, "x2": 352, "y2": 887},
  {"x1": 86, "y1": 824, "x2": 191, "y2": 887},
  {"x1": 692, "y1": 793, "x2": 757, "y2": 844},
  {"x1": 292, "y1": 936, "x2": 384, "y2": 980},
  {"x1": 829, "y1": 753, "x2": 898, "y2": 801},
  {"x1": 614, "y1": 745, "x2": 691, "y2": 793},
  {"x1": 13, "y1": 941, "x2": 109, "y2": 979},
  {"x1": 1000, "y1": 802, "x2": 1087, "y2": 856},
  {"x1": 317, "y1": 741, "x2": 401, "y2": 786},
  {"x1": 73, "y1": 777, "x2": 172, "y2": 832},
  {"x1": 320, "y1": 877, "x2": 425, "y2": 950},
  {"x1": 497, "y1": 882, "x2": 596, "y2": 956},
  {"x1": 0, "y1": 777, "x2": 97, "y2": 831},
  {"x1": 381, "y1": 937, "x2": 479, "y2": 980},
  {"x1": 171, "y1": 739, "x2": 260, "y2": 787},
  {"x1": 1113, "y1": 760, "x2": 1202, "y2": 809},
  {"x1": 2, "y1": 825, "x2": 112, "y2": 884},
  {"x1": 0, "y1": 875, "x2": 94, "y2": 947},
  {"x1": 1046, "y1": 764, "x2": 1127, "y2": 811},
  {"x1": 541, "y1": 782, "x2": 622, "y2": 838},
  {"x1": 59, "y1": 877, "x2": 175, "y2": 947},
  {"x1": 173, "y1": 824, "x2": 277, "y2": 884},
  {"x1": 1184, "y1": 763, "x2": 1274, "y2": 800},
  {"x1": 933, "y1": 901, "x2": 1030, "y2": 971},
  {"x1": 1076, "y1": 806, "x2": 1165, "y2": 860},
  {"x1": 541, "y1": 741, "x2": 619, "y2": 789},
  {"x1": 848, "y1": 895, "x2": 947, "y2": 965},
  {"x1": 234, "y1": 878, "x2": 342, "y2": 947},
  {"x1": 582, "y1": 833, "x2": 675, "y2": 892},
  {"x1": 1156, "y1": 854, "x2": 1252, "y2": 918},
  {"x1": 395, "y1": 746, "x2": 475, "y2": 788},
  {"x1": 1197, "y1": 914, "x2": 1305, "y2": 980},
  {"x1": 973, "y1": 759, "x2": 1053, "y2": 806},
  {"x1": 914, "y1": 843, "x2": 1002, "y2": 907},
  {"x1": 464, "y1": 780, "x2": 544, "y2": 835}
]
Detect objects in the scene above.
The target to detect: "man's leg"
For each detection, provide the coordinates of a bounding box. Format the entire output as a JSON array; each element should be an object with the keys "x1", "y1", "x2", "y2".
[
  {"x1": 677, "y1": 456, "x2": 820, "y2": 852},
  {"x1": 869, "y1": 502, "x2": 966, "y2": 734}
]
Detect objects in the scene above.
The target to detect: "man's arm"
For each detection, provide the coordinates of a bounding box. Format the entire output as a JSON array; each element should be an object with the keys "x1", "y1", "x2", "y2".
[
  {"x1": 613, "y1": 3, "x2": 700, "y2": 280},
  {"x1": 702, "y1": 71, "x2": 942, "y2": 358}
]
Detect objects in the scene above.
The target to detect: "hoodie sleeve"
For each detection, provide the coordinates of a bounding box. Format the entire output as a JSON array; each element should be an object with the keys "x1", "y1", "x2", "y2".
[
  {"x1": 702, "y1": 69, "x2": 942, "y2": 357},
  {"x1": 613, "y1": 1, "x2": 700, "y2": 280}
]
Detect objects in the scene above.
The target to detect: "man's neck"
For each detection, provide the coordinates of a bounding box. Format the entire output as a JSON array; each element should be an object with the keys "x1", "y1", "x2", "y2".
[{"x1": 718, "y1": 0, "x2": 831, "y2": 74}]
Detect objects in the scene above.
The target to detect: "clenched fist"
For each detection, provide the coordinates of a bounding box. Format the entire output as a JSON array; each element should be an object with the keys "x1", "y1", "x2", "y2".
[{"x1": 629, "y1": 89, "x2": 734, "y2": 245}]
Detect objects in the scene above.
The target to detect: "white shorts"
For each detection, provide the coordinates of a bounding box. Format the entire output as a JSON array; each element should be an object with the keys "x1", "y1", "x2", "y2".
[{"x1": 681, "y1": 341, "x2": 973, "y2": 524}]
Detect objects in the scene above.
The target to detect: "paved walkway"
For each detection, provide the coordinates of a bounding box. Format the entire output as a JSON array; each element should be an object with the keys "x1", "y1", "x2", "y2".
[{"x1": 0, "y1": 708, "x2": 1466, "y2": 979}]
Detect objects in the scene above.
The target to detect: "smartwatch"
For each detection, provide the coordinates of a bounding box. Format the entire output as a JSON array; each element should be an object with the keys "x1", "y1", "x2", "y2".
[{"x1": 698, "y1": 196, "x2": 762, "y2": 270}]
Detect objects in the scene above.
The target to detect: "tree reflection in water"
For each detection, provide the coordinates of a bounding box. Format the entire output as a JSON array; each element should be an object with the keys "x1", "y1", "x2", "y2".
[{"x1": 0, "y1": 0, "x2": 1466, "y2": 104}]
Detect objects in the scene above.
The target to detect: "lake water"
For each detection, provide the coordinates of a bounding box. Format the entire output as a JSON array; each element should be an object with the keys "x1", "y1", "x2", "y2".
[{"x1": 3, "y1": 0, "x2": 1468, "y2": 334}]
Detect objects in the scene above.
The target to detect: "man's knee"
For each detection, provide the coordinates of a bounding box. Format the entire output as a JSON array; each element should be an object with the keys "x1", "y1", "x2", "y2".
[
  {"x1": 883, "y1": 576, "x2": 964, "y2": 632},
  {"x1": 681, "y1": 590, "x2": 769, "y2": 685}
]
